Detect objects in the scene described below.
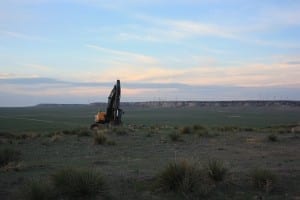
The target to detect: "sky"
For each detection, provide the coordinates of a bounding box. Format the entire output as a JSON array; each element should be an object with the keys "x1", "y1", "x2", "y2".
[{"x1": 0, "y1": 0, "x2": 300, "y2": 106}]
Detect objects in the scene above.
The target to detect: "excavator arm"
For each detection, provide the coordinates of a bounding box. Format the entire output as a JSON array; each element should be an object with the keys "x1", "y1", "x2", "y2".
[{"x1": 91, "y1": 80, "x2": 122, "y2": 129}]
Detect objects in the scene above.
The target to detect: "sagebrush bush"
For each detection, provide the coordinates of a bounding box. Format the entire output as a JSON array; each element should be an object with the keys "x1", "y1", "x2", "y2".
[
  {"x1": 156, "y1": 160, "x2": 212, "y2": 197},
  {"x1": 169, "y1": 132, "x2": 182, "y2": 142},
  {"x1": 268, "y1": 134, "x2": 278, "y2": 142},
  {"x1": 196, "y1": 129, "x2": 211, "y2": 137},
  {"x1": 180, "y1": 126, "x2": 191, "y2": 134},
  {"x1": 76, "y1": 129, "x2": 92, "y2": 137},
  {"x1": 51, "y1": 167, "x2": 108, "y2": 199},
  {"x1": 50, "y1": 134, "x2": 62, "y2": 142},
  {"x1": 0, "y1": 148, "x2": 21, "y2": 167},
  {"x1": 193, "y1": 125, "x2": 206, "y2": 131},
  {"x1": 157, "y1": 160, "x2": 200, "y2": 193},
  {"x1": 216, "y1": 126, "x2": 240, "y2": 132},
  {"x1": 94, "y1": 132, "x2": 107, "y2": 145},
  {"x1": 206, "y1": 159, "x2": 227, "y2": 182},
  {"x1": 251, "y1": 168, "x2": 277, "y2": 193},
  {"x1": 115, "y1": 129, "x2": 128, "y2": 136},
  {"x1": 107, "y1": 140, "x2": 116, "y2": 145},
  {"x1": 19, "y1": 179, "x2": 54, "y2": 200}
]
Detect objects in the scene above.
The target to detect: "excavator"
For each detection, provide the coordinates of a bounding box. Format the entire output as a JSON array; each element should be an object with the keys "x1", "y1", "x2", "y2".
[{"x1": 90, "y1": 80, "x2": 123, "y2": 129}]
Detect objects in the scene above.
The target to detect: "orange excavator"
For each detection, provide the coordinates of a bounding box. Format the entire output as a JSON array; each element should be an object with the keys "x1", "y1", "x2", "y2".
[{"x1": 90, "y1": 80, "x2": 123, "y2": 129}]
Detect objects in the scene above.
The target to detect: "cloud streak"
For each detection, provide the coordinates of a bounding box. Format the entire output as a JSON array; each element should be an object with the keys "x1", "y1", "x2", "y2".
[
  {"x1": 0, "y1": 77, "x2": 299, "y2": 106},
  {"x1": 0, "y1": 30, "x2": 47, "y2": 41},
  {"x1": 75, "y1": 59, "x2": 300, "y2": 87}
]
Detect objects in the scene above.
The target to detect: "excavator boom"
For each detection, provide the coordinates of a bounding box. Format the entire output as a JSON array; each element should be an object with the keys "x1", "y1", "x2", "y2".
[{"x1": 91, "y1": 80, "x2": 122, "y2": 128}]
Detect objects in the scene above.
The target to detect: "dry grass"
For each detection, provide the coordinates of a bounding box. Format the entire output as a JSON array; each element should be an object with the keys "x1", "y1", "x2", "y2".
[
  {"x1": 94, "y1": 131, "x2": 107, "y2": 145},
  {"x1": 0, "y1": 148, "x2": 21, "y2": 167},
  {"x1": 51, "y1": 167, "x2": 108, "y2": 199},
  {"x1": 251, "y1": 168, "x2": 277, "y2": 193}
]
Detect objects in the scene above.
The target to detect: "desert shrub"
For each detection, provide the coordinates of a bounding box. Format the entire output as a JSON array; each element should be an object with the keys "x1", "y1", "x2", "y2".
[
  {"x1": 180, "y1": 126, "x2": 191, "y2": 134},
  {"x1": 0, "y1": 131, "x2": 16, "y2": 139},
  {"x1": 251, "y1": 168, "x2": 277, "y2": 193},
  {"x1": 15, "y1": 133, "x2": 30, "y2": 140},
  {"x1": 206, "y1": 159, "x2": 227, "y2": 182},
  {"x1": 243, "y1": 127, "x2": 255, "y2": 132},
  {"x1": 216, "y1": 126, "x2": 240, "y2": 132},
  {"x1": 268, "y1": 134, "x2": 278, "y2": 142},
  {"x1": 115, "y1": 129, "x2": 128, "y2": 136},
  {"x1": 146, "y1": 132, "x2": 153, "y2": 137},
  {"x1": 111, "y1": 126, "x2": 129, "y2": 135},
  {"x1": 46, "y1": 131, "x2": 63, "y2": 138},
  {"x1": 62, "y1": 128, "x2": 92, "y2": 137},
  {"x1": 107, "y1": 140, "x2": 116, "y2": 146},
  {"x1": 156, "y1": 160, "x2": 212, "y2": 197},
  {"x1": 50, "y1": 134, "x2": 63, "y2": 142},
  {"x1": 196, "y1": 129, "x2": 210, "y2": 137},
  {"x1": 19, "y1": 179, "x2": 55, "y2": 200},
  {"x1": 94, "y1": 132, "x2": 107, "y2": 145},
  {"x1": 76, "y1": 129, "x2": 92, "y2": 137},
  {"x1": 0, "y1": 148, "x2": 21, "y2": 167},
  {"x1": 291, "y1": 126, "x2": 300, "y2": 134},
  {"x1": 51, "y1": 167, "x2": 108, "y2": 199},
  {"x1": 193, "y1": 125, "x2": 206, "y2": 131},
  {"x1": 169, "y1": 132, "x2": 182, "y2": 142},
  {"x1": 157, "y1": 160, "x2": 199, "y2": 193}
]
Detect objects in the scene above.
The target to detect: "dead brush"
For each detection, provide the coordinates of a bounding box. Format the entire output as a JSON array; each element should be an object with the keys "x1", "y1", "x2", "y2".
[
  {"x1": 51, "y1": 167, "x2": 108, "y2": 199},
  {"x1": 251, "y1": 168, "x2": 277, "y2": 193},
  {"x1": 268, "y1": 134, "x2": 278, "y2": 142},
  {"x1": 206, "y1": 159, "x2": 228, "y2": 182},
  {"x1": 169, "y1": 132, "x2": 182, "y2": 142},
  {"x1": 0, "y1": 147, "x2": 21, "y2": 168},
  {"x1": 19, "y1": 179, "x2": 55, "y2": 200},
  {"x1": 112, "y1": 127, "x2": 129, "y2": 136},
  {"x1": 180, "y1": 126, "x2": 191, "y2": 134},
  {"x1": 94, "y1": 131, "x2": 107, "y2": 145}
]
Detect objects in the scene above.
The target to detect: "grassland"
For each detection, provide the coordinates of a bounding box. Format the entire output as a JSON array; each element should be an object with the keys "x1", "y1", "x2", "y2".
[{"x1": 0, "y1": 103, "x2": 299, "y2": 199}]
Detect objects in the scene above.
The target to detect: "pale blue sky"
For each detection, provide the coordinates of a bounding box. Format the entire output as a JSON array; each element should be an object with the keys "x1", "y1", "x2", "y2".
[{"x1": 0, "y1": 0, "x2": 299, "y2": 106}]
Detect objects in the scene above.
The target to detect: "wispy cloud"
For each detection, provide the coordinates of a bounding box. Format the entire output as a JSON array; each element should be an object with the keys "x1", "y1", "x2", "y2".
[
  {"x1": 86, "y1": 44, "x2": 157, "y2": 63},
  {"x1": 0, "y1": 30, "x2": 47, "y2": 41},
  {"x1": 74, "y1": 59, "x2": 300, "y2": 87}
]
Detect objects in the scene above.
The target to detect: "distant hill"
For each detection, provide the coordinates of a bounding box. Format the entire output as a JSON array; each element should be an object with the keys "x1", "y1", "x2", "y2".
[{"x1": 36, "y1": 100, "x2": 300, "y2": 108}]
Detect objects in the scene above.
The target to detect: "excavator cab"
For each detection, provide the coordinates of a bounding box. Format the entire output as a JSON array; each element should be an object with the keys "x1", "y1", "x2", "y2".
[{"x1": 90, "y1": 80, "x2": 123, "y2": 129}]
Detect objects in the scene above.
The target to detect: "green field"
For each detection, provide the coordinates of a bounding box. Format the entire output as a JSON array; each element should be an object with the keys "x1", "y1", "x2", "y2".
[
  {"x1": 0, "y1": 104, "x2": 299, "y2": 132},
  {"x1": 0, "y1": 104, "x2": 299, "y2": 199}
]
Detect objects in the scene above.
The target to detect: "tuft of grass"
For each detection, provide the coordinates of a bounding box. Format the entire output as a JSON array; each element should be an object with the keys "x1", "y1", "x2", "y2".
[
  {"x1": 115, "y1": 129, "x2": 128, "y2": 136},
  {"x1": 156, "y1": 160, "x2": 213, "y2": 197},
  {"x1": 268, "y1": 134, "x2": 278, "y2": 142},
  {"x1": 19, "y1": 179, "x2": 55, "y2": 200},
  {"x1": 76, "y1": 129, "x2": 92, "y2": 137},
  {"x1": 196, "y1": 129, "x2": 210, "y2": 137},
  {"x1": 193, "y1": 125, "x2": 206, "y2": 131},
  {"x1": 51, "y1": 167, "x2": 108, "y2": 199},
  {"x1": 0, "y1": 131, "x2": 16, "y2": 139},
  {"x1": 157, "y1": 160, "x2": 199, "y2": 193},
  {"x1": 94, "y1": 132, "x2": 107, "y2": 145},
  {"x1": 169, "y1": 132, "x2": 182, "y2": 142},
  {"x1": 180, "y1": 126, "x2": 191, "y2": 134},
  {"x1": 206, "y1": 159, "x2": 227, "y2": 182},
  {"x1": 50, "y1": 134, "x2": 63, "y2": 142},
  {"x1": 0, "y1": 148, "x2": 21, "y2": 167},
  {"x1": 107, "y1": 140, "x2": 116, "y2": 146},
  {"x1": 251, "y1": 168, "x2": 277, "y2": 193},
  {"x1": 215, "y1": 126, "x2": 241, "y2": 132}
]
